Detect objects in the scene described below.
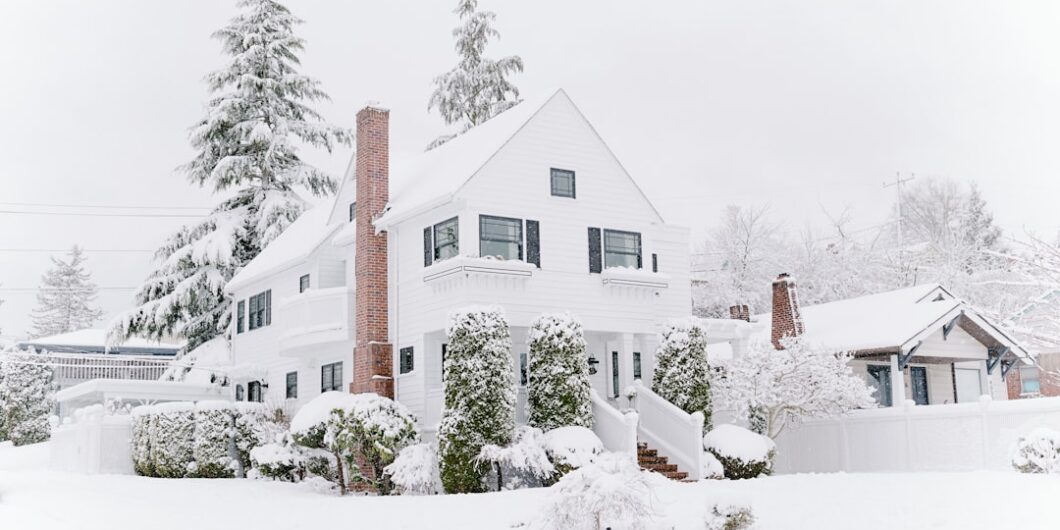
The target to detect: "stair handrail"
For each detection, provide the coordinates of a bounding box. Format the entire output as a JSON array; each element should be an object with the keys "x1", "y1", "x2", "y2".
[
  {"x1": 589, "y1": 389, "x2": 638, "y2": 455},
  {"x1": 632, "y1": 379, "x2": 704, "y2": 480}
]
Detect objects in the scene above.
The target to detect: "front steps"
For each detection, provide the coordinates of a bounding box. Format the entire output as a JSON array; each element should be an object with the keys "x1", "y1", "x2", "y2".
[{"x1": 637, "y1": 442, "x2": 689, "y2": 481}]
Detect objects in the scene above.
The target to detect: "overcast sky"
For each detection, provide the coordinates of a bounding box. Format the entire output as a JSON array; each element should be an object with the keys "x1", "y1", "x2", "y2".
[{"x1": 1, "y1": 0, "x2": 1059, "y2": 338}]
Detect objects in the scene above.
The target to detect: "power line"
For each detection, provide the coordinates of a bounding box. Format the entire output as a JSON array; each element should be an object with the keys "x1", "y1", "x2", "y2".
[
  {"x1": 0, "y1": 201, "x2": 210, "y2": 211},
  {"x1": 0, "y1": 209, "x2": 203, "y2": 218}
]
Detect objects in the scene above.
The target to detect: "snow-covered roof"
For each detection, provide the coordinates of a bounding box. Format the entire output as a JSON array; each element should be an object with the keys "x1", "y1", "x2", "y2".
[
  {"x1": 373, "y1": 90, "x2": 560, "y2": 228},
  {"x1": 17, "y1": 329, "x2": 182, "y2": 355},
  {"x1": 226, "y1": 205, "x2": 341, "y2": 293},
  {"x1": 742, "y1": 283, "x2": 1031, "y2": 359},
  {"x1": 55, "y1": 379, "x2": 227, "y2": 405}
]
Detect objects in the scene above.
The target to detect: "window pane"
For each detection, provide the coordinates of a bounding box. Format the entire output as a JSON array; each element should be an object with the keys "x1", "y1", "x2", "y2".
[
  {"x1": 434, "y1": 217, "x2": 459, "y2": 261},
  {"x1": 286, "y1": 372, "x2": 298, "y2": 399},
  {"x1": 479, "y1": 216, "x2": 523, "y2": 260},
  {"x1": 550, "y1": 168, "x2": 575, "y2": 198},
  {"x1": 603, "y1": 230, "x2": 642, "y2": 269}
]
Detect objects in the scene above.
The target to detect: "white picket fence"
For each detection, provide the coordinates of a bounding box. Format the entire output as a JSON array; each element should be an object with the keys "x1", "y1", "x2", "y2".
[{"x1": 773, "y1": 396, "x2": 1060, "y2": 473}]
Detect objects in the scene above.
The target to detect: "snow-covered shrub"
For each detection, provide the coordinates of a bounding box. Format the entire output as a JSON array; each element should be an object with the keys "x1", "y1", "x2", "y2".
[
  {"x1": 701, "y1": 450, "x2": 725, "y2": 480},
  {"x1": 233, "y1": 402, "x2": 267, "y2": 475},
  {"x1": 438, "y1": 306, "x2": 516, "y2": 493},
  {"x1": 652, "y1": 319, "x2": 713, "y2": 429},
  {"x1": 130, "y1": 405, "x2": 156, "y2": 477},
  {"x1": 151, "y1": 402, "x2": 196, "y2": 478},
  {"x1": 527, "y1": 313, "x2": 593, "y2": 432},
  {"x1": 544, "y1": 426, "x2": 604, "y2": 479},
  {"x1": 714, "y1": 336, "x2": 876, "y2": 439},
  {"x1": 478, "y1": 425, "x2": 555, "y2": 490},
  {"x1": 251, "y1": 433, "x2": 306, "y2": 482},
  {"x1": 534, "y1": 452, "x2": 657, "y2": 530},
  {"x1": 705, "y1": 505, "x2": 756, "y2": 530},
  {"x1": 0, "y1": 352, "x2": 56, "y2": 446},
  {"x1": 1012, "y1": 427, "x2": 1060, "y2": 474},
  {"x1": 386, "y1": 443, "x2": 441, "y2": 495},
  {"x1": 703, "y1": 424, "x2": 775, "y2": 479},
  {"x1": 192, "y1": 401, "x2": 235, "y2": 478}
]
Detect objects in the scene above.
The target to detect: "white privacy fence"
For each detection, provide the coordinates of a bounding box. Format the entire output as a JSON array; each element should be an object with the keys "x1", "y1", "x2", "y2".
[
  {"x1": 50, "y1": 406, "x2": 134, "y2": 475},
  {"x1": 590, "y1": 389, "x2": 638, "y2": 455},
  {"x1": 773, "y1": 396, "x2": 1060, "y2": 474},
  {"x1": 632, "y1": 380, "x2": 704, "y2": 480}
]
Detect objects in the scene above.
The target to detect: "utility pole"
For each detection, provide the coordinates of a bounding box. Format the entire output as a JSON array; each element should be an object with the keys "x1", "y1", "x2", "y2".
[{"x1": 883, "y1": 172, "x2": 916, "y2": 278}]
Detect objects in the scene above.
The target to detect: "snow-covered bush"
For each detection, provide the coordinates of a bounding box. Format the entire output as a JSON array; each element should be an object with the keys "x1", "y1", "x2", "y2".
[
  {"x1": 478, "y1": 425, "x2": 555, "y2": 490},
  {"x1": 386, "y1": 443, "x2": 441, "y2": 495},
  {"x1": 233, "y1": 402, "x2": 267, "y2": 475},
  {"x1": 544, "y1": 426, "x2": 604, "y2": 479},
  {"x1": 438, "y1": 306, "x2": 516, "y2": 493},
  {"x1": 192, "y1": 401, "x2": 235, "y2": 478},
  {"x1": 701, "y1": 450, "x2": 725, "y2": 480},
  {"x1": 652, "y1": 319, "x2": 713, "y2": 429},
  {"x1": 1012, "y1": 427, "x2": 1060, "y2": 474},
  {"x1": 703, "y1": 424, "x2": 775, "y2": 479},
  {"x1": 527, "y1": 313, "x2": 593, "y2": 432},
  {"x1": 151, "y1": 403, "x2": 196, "y2": 478},
  {"x1": 534, "y1": 452, "x2": 657, "y2": 530},
  {"x1": 705, "y1": 505, "x2": 756, "y2": 530},
  {"x1": 130, "y1": 405, "x2": 156, "y2": 477},
  {"x1": 714, "y1": 336, "x2": 876, "y2": 439},
  {"x1": 251, "y1": 433, "x2": 306, "y2": 482},
  {"x1": 0, "y1": 352, "x2": 55, "y2": 446}
]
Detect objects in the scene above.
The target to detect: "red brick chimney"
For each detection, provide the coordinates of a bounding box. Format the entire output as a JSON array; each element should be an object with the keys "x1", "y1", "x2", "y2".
[
  {"x1": 729, "y1": 304, "x2": 750, "y2": 322},
  {"x1": 771, "y1": 273, "x2": 804, "y2": 350},
  {"x1": 351, "y1": 105, "x2": 394, "y2": 399}
]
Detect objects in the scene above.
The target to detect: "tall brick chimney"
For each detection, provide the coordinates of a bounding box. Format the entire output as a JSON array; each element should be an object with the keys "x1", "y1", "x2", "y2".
[
  {"x1": 729, "y1": 304, "x2": 750, "y2": 322},
  {"x1": 770, "y1": 273, "x2": 804, "y2": 350},
  {"x1": 350, "y1": 105, "x2": 394, "y2": 399}
]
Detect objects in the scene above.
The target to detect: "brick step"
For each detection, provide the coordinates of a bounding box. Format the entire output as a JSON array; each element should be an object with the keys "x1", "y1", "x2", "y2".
[
  {"x1": 644, "y1": 463, "x2": 678, "y2": 473},
  {"x1": 637, "y1": 448, "x2": 658, "y2": 458},
  {"x1": 637, "y1": 441, "x2": 691, "y2": 482},
  {"x1": 663, "y1": 471, "x2": 689, "y2": 481},
  {"x1": 637, "y1": 455, "x2": 666, "y2": 465}
]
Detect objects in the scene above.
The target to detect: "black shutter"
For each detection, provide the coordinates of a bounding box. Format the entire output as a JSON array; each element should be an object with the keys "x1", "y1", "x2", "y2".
[
  {"x1": 424, "y1": 227, "x2": 433, "y2": 267},
  {"x1": 652, "y1": 253, "x2": 658, "y2": 273},
  {"x1": 526, "y1": 220, "x2": 540, "y2": 268},
  {"x1": 588, "y1": 227, "x2": 602, "y2": 273},
  {"x1": 265, "y1": 290, "x2": 272, "y2": 326}
]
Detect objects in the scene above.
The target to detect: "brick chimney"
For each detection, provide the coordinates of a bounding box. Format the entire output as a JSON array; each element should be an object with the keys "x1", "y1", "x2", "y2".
[
  {"x1": 771, "y1": 273, "x2": 804, "y2": 350},
  {"x1": 350, "y1": 105, "x2": 394, "y2": 399},
  {"x1": 729, "y1": 304, "x2": 750, "y2": 322}
]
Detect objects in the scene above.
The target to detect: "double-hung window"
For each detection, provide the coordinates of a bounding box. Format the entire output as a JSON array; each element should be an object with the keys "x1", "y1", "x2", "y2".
[
  {"x1": 248, "y1": 290, "x2": 271, "y2": 330},
  {"x1": 399, "y1": 347, "x2": 414, "y2": 374},
  {"x1": 479, "y1": 215, "x2": 523, "y2": 261},
  {"x1": 236, "y1": 300, "x2": 245, "y2": 334},
  {"x1": 433, "y1": 217, "x2": 459, "y2": 261},
  {"x1": 321, "y1": 362, "x2": 343, "y2": 392},
  {"x1": 550, "y1": 168, "x2": 576, "y2": 198},
  {"x1": 247, "y1": 381, "x2": 262, "y2": 403},
  {"x1": 603, "y1": 230, "x2": 642, "y2": 269},
  {"x1": 286, "y1": 372, "x2": 298, "y2": 399},
  {"x1": 1021, "y1": 367, "x2": 1041, "y2": 395}
]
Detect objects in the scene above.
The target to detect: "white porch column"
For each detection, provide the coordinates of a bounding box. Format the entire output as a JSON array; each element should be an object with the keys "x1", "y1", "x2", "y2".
[
  {"x1": 979, "y1": 360, "x2": 991, "y2": 398},
  {"x1": 889, "y1": 354, "x2": 906, "y2": 406}
]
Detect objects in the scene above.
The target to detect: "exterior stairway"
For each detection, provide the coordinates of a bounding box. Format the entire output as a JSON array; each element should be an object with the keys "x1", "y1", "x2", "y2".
[{"x1": 637, "y1": 442, "x2": 689, "y2": 481}]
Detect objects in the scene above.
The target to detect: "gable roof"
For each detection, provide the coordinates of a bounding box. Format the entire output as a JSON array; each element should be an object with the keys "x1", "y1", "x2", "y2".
[
  {"x1": 226, "y1": 205, "x2": 340, "y2": 292},
  {"x1": 17, "y1": 329, "x2": 182, "y2": 355}
]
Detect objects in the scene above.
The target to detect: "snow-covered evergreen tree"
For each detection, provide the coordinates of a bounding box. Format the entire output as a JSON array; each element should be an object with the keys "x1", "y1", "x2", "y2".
[
  {"x1": 438, "y1": 306, "x2": 516, "y2": 493},
  {"x1": 0, "y1": 352, "x2": 55, "y2": 445},
  {"x1": 427, "y1": 0, "x2": 524, "y2": 149},
  {"x1": 527, "y1": 313, "x2": 593, "y2": 432},
  {"x1": 110, "y1": 0, "x2": 350, "y2": 350},
  {"x1": 714, "y1": 336, "x2": 876, "y2": 439},
  {"x1": 29, "y1": 246, "x2": 103, "y2": 338},
  {"x1": 651, "y1": 319, "x2": 713, "y2": 429}
]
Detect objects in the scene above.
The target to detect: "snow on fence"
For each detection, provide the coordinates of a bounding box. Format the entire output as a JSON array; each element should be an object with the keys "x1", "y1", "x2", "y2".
[
  {"x1": 50, "y1": 405, "x2": 135, "y2": 475},
  {"x1": 632, "y1": 380, "x2": 704, "y2": 480},
  {"x1": 774, "y1": 396, "x2": 1060, "y2": 473},
  {"x1": 589, "y1": 389, "x2": 638, "y2": 455}
]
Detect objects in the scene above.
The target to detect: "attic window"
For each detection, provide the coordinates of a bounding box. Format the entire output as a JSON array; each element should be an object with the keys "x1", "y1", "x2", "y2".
[
  {"x1": 550, "y1": 168, "x2": 576, "y2": 198},
  {"x1": 349, "y1": 202, "x2": 356, "y2": 223}
]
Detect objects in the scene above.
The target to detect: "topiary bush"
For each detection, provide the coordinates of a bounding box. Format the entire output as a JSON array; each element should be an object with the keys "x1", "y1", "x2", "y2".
[
  {"x1": 703, "y1": 424, "x2": 775, "y2": 480},
  {"x1": 652, "y1": 319, "x2": 713, "y2": 430},
  {"x1": 151, "y1": 402, "x2": 196, "y2": 478},
  {"x1": 1012, "y1": 427, "x2": 1060, "y2": 474},
  {"x1": 527, "y1": 313, "x2": 593, "y2": 432},
  {"x1": 130, "y1": 405, "x2": 156, "y2": 477},
  {"x1": 233, "y1": 402, "x2": 267, "y2": 475},
  {"x1": 192, "y1": 401, "x2": 235, "y2": 478}
]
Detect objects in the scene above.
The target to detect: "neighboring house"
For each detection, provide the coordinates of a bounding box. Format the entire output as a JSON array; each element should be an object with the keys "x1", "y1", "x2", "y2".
[
  {"x1": 1006, "y1": 349, "x2": 1060, "y2": 399},
  {"x1": 702, "y1": 275, "x2": 1033, "y2": 407},
  {"x1": 13, "y1": 329, "x2": 180, "y2": 390},
  {"x1": 224, "y1": 90, "x2": 691, "y2": 432}
]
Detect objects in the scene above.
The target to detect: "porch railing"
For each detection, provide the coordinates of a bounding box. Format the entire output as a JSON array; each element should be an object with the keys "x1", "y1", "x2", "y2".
[
  {"x1": 633, "y1": 379, "x2": 704, "y2": 480},
  {"x1": 8, "y1": 352, "x2": 173, "y2": 387},
  {"x1": 589, "y1": 389, "x2": 638, "y2": 455}
]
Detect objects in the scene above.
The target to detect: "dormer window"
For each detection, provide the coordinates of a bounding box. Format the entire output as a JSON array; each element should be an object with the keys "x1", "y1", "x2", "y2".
[{"x1": 550, "y1": 168, "x2": 576, "y2": 198}]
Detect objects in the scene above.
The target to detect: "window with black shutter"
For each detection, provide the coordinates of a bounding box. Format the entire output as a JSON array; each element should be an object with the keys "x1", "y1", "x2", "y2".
[
  {"x1": 526, "y1": 220, "x2": 540, "y2": 268},
  {"x1": 299, "y1": 274, "x2": 310, "y2": 293},
  {"x1": 321, "y1": 362, "x2": 343, "y2": 392},
  {"x1": 248, "y1": 290, "x2": 272, "y2": 330},
  {"x1": 480, "y1": 215, "x2": 523, "y2": 260},
  {"x1": 286, "y1": 372, "x2": 298, "y2": 399},
  {"x1": 633, "y1": 352, "x2": 642, "y2": 379},
  {"x1": 424, "y1": 227, "x2": 433, "y2": 266},
  {"x1": 235, "y1": 384, "x2": 245, "y2": 401},
  {"x1": 265, "y1": 290, "x2": 271, "y2": 325},
  {"x1": 248, "y1": 381, "x2": 262, "y2": 403},
  {"x1": 603, "y1": 230, "x2": 642, "y2": 269},
  {"x1": 400, "y1": 346, "x2": 414, "y2": 374},
  {"x1": 434, "y1": 217, "x2": 459, "y2": 261},
  {"x1": 236, "y1": 300, "x2": 245, "y2": 333},
  {"x1": 588, "y1": 227, "x2": 602, "y2": 273}
]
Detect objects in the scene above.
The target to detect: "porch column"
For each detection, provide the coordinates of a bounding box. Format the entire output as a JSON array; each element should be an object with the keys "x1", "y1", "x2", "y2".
[
  {"x1": 979, "y1": 360, "x2": 991, "y2": 399},
  {"x1": 889, "y1": 354, "x2": 906, "y2": 406}
]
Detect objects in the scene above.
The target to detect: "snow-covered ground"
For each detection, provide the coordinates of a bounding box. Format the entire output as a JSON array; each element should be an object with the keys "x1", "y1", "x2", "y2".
[{"x1": 1, "y1": 442, "x2": 1057, "y2": 530}]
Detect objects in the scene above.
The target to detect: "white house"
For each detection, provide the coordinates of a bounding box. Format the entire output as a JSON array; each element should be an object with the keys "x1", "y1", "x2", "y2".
[{"x1": 224, "y1": 89, "x2": 692, "y2": 444}]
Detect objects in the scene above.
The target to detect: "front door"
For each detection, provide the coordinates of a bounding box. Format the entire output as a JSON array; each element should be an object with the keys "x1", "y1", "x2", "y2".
[
  {"x1": 867, "y1": 365, "x2": 892, "y2": 407},
  {"x1": 911, "y1": 366, "x2": 929, "y2": 405}
]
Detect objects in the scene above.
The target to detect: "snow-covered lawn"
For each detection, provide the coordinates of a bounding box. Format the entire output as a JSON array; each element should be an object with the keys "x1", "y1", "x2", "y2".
[{"x1": 1, "y1": 443, "x2": 1057, "y2": 530}]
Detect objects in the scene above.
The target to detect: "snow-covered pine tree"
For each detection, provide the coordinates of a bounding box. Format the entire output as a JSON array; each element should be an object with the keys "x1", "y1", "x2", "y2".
[
  {"x1": 651, "y1": 319, "x2": 713, "y2": 429},
  {"x1": 438, "y1": 306, "x2": 516, "y2": 493},
  {"x1": 110, "y1": 0, "x2": 350, "y2": 350},
  {"x1": 0, "y1": 352, "x2": 55, "y2": 445},
  {"x1": 527, "y1": 313, "x2": 593, "y2": 432},
  {"x1": 427, "y1": 0, "x2": 524, "y2": 149},
  {"x1": 29, "y1": 246, "x2": 103, "y2": 338}
]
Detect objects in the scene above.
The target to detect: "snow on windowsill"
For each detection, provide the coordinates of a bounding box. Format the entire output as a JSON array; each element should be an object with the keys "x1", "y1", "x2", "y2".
[
  {"x1": 423, "y1": 255, "x2": 536, "y2": 282},
  {"x1": 600, "y1": 266, "x2": 670, "y2": 288}
]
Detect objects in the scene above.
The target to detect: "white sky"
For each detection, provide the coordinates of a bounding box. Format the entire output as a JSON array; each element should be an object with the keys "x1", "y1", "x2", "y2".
[{"x1": 1, "y1": 0, "x2": 1059, "y2": 338}]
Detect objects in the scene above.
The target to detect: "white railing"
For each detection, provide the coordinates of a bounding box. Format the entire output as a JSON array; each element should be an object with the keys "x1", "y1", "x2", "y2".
[
  {"x1": 7, "y1": 352, "x2": 173, "y2": 388},
  {"x1": 277, "y1": 287, "x2": 354, "y2": 353},
  {"x1": 590, "y1": 389, "x2": 638, "y2": 455},
  {"x1": 633, "y1": 380, "x2": 704, "y2": 480},
  {"x1": 773, "y1": 396, "x2": 1060, "y2": 474}
]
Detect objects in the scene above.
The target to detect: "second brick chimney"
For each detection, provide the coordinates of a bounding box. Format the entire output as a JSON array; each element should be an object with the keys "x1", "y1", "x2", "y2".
[
  {"x1": 771, "y1": 273, "x2": 804, "y2": 350},
  {"x1": 729, "y1": 304, "x2": 750, "y2": 322},
  {"x1": 351, "y1": 105, "x2": 394, "y2": 399}
]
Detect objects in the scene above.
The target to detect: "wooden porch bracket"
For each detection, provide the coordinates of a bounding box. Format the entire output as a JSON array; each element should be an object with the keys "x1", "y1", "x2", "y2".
[
  {"x1": 1001, "y1": 358, "x2": 1019, "y2": 379},
  {"x1": 942, "y1": 314, "x2": 962, "y2": 340},
  {"x1": 898, "y1": 342, "x2": 921, "y2": 370},
  {"x1": 986, "y1": 346, "x2": 1011, "y2": 375}
]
